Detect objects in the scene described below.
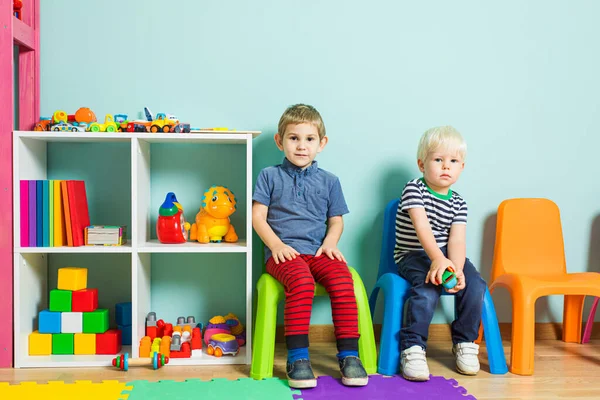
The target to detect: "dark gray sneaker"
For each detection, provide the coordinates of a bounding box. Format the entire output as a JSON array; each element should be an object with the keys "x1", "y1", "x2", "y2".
[
  {"x1": 286, "y1": 359, "x2": 317, "y2": 389},
  {"x1": 339, "y1": 356, "x2": 369, "y2": 386}
]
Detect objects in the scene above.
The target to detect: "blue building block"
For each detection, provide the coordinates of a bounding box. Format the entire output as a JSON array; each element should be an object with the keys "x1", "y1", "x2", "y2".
[
  {"x1": 115, "y1": 302, "x2": 132, "y2": 326},
  {"x1": 39, "y1": 310, "x2": 61, "y2": 333},
  {"x1": 118, "y1": 324, "x2": 132, "y2": 345}
]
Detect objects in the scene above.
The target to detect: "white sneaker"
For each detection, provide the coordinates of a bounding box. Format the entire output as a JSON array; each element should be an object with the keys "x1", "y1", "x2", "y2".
[
  {"x1": 401, "y1": 345, "x2": 430, "y2": 381},
  {"x1": 453, "y1": 342, "x2": 480, "y2": 375}
]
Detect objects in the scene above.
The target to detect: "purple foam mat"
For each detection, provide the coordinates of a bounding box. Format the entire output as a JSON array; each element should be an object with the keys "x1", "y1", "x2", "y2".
[{"x1": 293, "y1": 375, "x2": 477, "y2": 400}]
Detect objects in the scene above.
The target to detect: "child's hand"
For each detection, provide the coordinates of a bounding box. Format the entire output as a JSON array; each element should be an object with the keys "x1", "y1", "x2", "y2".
[
  {"x1": 426, "y1": 257, "x2": 456, "y2": 286},
  {"x1": 445, "y1": 269, "x2": 466, "y2": 293},
  {"x1": 271, "y1": 244, "x2": 300, "y2": 264},
  {"x1": 316, "y1": 245, "x2": 347, "y2": 262}
]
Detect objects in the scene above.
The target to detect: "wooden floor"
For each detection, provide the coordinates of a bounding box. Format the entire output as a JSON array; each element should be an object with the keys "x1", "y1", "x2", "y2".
[{"x1": 1, "y1": 340, "x2": 600, "y2": 399}]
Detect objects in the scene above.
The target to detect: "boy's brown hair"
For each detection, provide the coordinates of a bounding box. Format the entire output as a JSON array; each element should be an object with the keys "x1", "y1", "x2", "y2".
[{"x1": 277, "y1": 104, "x2": 326, "y2": 139}]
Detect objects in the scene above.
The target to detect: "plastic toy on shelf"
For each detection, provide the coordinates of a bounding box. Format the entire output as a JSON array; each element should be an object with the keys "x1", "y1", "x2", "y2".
[
  {"x1": 156, "y1": 192, "x2": 191, "y2": 244},
  {"x1": 204, "y1": 313, "x2": 246, "y2": 347},
  {"x1": 111, "y1": 352, "x2": 169, "y2": 371},
  {"x1": 139, "y1": 312, "x2": 202, "y2": 360},
  {"x1": 190, "y1": 186, "x2": 238, "y2": 244},
  {"x1": 13, "y1": 0, "x2": 22, "y2": 19},
  {"x1": 88, "y1": 114, "x2": 118, "y2": 132},
  {"x1": 206, "y1": 333, "x2": 239, "y2": 357}
]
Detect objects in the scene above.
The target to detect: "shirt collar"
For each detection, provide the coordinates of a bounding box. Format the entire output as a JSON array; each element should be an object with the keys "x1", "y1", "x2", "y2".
[{"x1": 281, "y1": 158, "x2": 319, "y2": 177}]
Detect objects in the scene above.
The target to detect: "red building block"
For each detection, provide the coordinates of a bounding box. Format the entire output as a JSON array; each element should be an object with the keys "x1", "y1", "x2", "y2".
[
  {"x1": 96, "y1": 329, "x2": 122, "y2": 354},
  {"x1": 146, "y1": 326, "x2": 157, "y2": 340},
  {"x1": 163, "y1": 323, "x2": 173, "y2": 338},
  {"x1": 169, "y1": 342, "x2": 191, "y2": 358},
  {"x1": 191, "y1": 327, "x2": 202, "y2": 350},
  {"x1": 156, "y1": 319, "x2": 165, "y2": 337},
  {"x1": 72, "y1": 288, "x2": 98, "y2": 312}
]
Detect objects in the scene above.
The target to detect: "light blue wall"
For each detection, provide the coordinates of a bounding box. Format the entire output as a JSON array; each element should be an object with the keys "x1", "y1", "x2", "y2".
[{"x1": 41, "y1": 0, "x2": 600, "y2": 326}]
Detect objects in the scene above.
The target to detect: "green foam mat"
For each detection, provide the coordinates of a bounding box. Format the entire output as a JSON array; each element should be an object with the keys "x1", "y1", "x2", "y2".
[{"x1": 120, "y1": 378, "x2": 299, "y2": 400}]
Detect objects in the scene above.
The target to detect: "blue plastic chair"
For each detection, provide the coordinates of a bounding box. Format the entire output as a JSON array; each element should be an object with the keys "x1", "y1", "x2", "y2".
[{"x1": 368, "y1": 199, "x2": 508, "y2": 375}]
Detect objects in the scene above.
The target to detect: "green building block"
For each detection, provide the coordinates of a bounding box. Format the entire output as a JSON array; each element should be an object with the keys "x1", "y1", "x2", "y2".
[
  {"x1": 83, "y1": 309, "x2": 109, "y2": 333},
  {"x1": 52, "y1": 333, "x2": 74, "y2": 354},
  {"x1": 49, "y1": 289, "x2": 72, "y2": 312}
]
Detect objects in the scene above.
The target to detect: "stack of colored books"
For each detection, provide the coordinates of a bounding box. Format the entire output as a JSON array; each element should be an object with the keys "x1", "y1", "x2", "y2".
[
  {"x1": 19, "y1": 180, "x2": 90, "y2": 247},
  {"x1": 85, "y1": 225, "x2": 127, "y2": 246}
]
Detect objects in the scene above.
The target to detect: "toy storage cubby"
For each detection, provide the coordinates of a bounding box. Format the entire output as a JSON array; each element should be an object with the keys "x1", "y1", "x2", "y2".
[{"x1": 13, "y1": 131, "x2": 259, "y2": 368}]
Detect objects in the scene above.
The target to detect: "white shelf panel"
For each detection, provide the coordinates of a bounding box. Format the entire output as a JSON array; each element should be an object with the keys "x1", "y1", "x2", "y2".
[
  {"x1": 15, "y1": 131, "x2": 131, "y2": 142},
  {"x1": 136, "y1": 132, "x2": 255, "y2": 144},
  {"x1": 17, "y1": 345, "x2": 132, "y2": 368},
  {"x1": 15, "y1": 243, "x2": 133, "y2": 254},
  {"x1": 14, "y1": 131, "x2": 261, "y2": 144},
  {"x1": 167, "y1": 347, "x2": 247, "y2": 366},
  {"x1": 137, "y1": 239, "x2": 248, "y2": 253}
]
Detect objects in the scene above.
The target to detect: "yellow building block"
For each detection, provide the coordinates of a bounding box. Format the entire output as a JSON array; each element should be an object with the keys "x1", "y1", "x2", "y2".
[
  {"x1": 150, "y1": 337, "x2": 162, "y2": 357},
  {"x1": 29, "y1": 331, "x2": 52, "y2": 355},
  {"x1": 57, "y1": 267, "x2": 88, "y2": 291},
  {"x1": 74, "y1": 333, "x2": 96, "y2": 355}
]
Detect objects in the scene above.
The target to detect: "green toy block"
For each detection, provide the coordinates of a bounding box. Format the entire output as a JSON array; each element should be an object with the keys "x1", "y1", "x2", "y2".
[
  {"x1": 49, "y1": 289, "x2": 72, "y2": 312},
  {"x1": 83, "y1": 309, "x2": 109, "y2": 333},
  {"x1": 52, "y1": 333, "x2": 74, "y2": 354}
]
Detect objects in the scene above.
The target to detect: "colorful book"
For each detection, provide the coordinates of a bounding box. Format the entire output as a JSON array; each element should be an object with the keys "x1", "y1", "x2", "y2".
[
  {"x1": 61, "y1": 181, "x2": 73, "y2": 246},
  {"x1": 28, "y1": 180, "x2": 36, "y2": 247},
  {"x1": 19, "y1": 180, "x2": 29, "y2": 247},
  {"x1": 36, "y1": 180, "x2": 42, "y2": 247},
  {"x1": 53, "y1": 180, "x2": 65, "y2": 247},
  {"x1": 42, "y1": 180, "x2": 49, "y2": 247},
  {"x1": 67, "y1": 180, "x2": 90, "y2": 247},
  {"x1": 49, "y1": 181, "x2": 54, "y2": 247}
]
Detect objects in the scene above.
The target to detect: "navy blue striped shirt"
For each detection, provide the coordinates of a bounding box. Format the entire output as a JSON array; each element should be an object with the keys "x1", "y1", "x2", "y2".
[{"x1": 394, "y1": 178, "x2": 468, "y2": 263}]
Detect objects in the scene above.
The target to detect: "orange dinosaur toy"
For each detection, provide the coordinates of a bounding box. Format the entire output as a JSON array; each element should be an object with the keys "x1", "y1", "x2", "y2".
[{"x1": 190, "y1": 186, "x2": 238, "y2": 243}]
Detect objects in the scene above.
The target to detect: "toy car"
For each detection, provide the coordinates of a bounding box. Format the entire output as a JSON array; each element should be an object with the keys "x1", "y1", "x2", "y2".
[
  {"x1": 88, "y1": 114, "x2": 118, "y2": 132},
  {"x1": 51, "y1": 122, "x2": 78, "y2": 132},
  {"x1": 206, "y1": 333, "x2": 239, "y2": 357}
]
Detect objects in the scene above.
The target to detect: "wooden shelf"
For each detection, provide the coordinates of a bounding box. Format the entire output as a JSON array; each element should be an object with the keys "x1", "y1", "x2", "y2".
[{"x1": 12, "y1": 17, "x2": 35, "y2": 50}]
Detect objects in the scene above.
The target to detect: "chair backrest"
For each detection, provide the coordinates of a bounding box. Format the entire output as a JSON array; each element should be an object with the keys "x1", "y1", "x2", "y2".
[
  {"x1": 492, "y1": 198, "x2": 567, "y2": 281},
  {"x1": 377, "y1": 199, "x2": 401, "y2": 280}
]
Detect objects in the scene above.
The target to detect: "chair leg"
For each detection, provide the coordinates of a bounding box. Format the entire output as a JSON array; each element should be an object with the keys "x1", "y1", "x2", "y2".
[
  {"x1": 510, "y1": 294, "x2": 536, "y2": 375},
  {"x1": 481, "y1": 288, "x2": 508, "y2": 374},
  {"x1": 368, "y1": 286, "x2": 380, "y2": 321},
  {"x1": 563, "y1": 295, "x2": 585, "y2": 343},
  {"x1": 250, "y1": 274, "x2": 283, "y2": 380},
  {"x1": 349, "y1": 267, "x2": 377, "y2": 374},
  {"x1": 582, "y1": 297, "x2": 600, "y2": 344}
]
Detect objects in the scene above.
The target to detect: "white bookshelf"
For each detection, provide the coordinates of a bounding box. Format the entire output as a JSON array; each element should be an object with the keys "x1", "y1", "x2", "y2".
[{"x1": 12, "y1": 130, "x2": 259, "y2": 368}]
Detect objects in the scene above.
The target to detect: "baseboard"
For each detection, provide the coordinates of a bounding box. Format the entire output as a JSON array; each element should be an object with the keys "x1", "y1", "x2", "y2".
[{"x1": 274, "y1": 322, "x2": 600, "y2": 342}]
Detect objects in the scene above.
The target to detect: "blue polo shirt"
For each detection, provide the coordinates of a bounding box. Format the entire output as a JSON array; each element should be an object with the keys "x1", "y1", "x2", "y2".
[{"x1": 253, "y1": 158, "x2": 349, "y2": 262}]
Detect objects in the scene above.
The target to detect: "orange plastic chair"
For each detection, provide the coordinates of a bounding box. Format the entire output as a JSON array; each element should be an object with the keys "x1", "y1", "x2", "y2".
[{"x1": 489, "y1": 198, "x2": 600, "y2": 375}]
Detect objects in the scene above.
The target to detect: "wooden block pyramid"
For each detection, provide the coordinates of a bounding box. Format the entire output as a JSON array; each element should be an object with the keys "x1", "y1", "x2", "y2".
[{"x1": 28, "y1": 267, "x2": 122, "y2": 356}]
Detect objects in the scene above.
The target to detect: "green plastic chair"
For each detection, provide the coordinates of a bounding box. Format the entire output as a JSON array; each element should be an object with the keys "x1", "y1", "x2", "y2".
[{"x1": 250, "y1": 266, "x2": 378, "y2": 380}]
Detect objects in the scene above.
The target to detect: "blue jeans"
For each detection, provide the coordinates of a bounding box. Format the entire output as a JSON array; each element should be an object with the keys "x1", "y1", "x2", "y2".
[{"x1": 397, "y1": 247, "x2": 487, "y2": 351}]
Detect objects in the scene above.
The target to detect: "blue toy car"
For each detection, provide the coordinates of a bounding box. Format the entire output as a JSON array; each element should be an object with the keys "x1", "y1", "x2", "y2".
[{"x1": 206, "y1": 333, "x2": 239, "y2": 357}]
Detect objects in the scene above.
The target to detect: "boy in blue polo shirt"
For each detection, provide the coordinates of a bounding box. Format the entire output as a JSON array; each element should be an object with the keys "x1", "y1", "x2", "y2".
[{"x1": 252, "y1": 104, "x2": 368, "y2": 389}]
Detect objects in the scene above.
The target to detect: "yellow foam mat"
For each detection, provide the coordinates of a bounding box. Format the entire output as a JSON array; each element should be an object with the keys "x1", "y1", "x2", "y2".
[{"x1": 0, "y1": 380, "x2": 132, "y2": 400}]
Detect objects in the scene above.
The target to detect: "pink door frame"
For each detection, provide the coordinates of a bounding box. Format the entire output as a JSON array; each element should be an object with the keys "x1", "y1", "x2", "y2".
[{"x1": 0, "y1": 0, "x2": 40, "y2": 368}]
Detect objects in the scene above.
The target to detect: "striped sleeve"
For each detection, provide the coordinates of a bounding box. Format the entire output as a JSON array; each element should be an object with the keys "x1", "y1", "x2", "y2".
[
  {"x1": 452, "y1": 201, "x2": 468, "y2": 225},
  {"x1": 400, "y1": 180, "x2": 424, "y2": 212}
]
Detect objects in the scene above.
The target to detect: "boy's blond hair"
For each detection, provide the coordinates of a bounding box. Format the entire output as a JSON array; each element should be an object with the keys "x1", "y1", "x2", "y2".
[
  {"x1": 277, "y1": 104, "x2": 326, "y2": 139},
  {"x1": 417, "y1": 125, "x2": 467, "y2": 161}
]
